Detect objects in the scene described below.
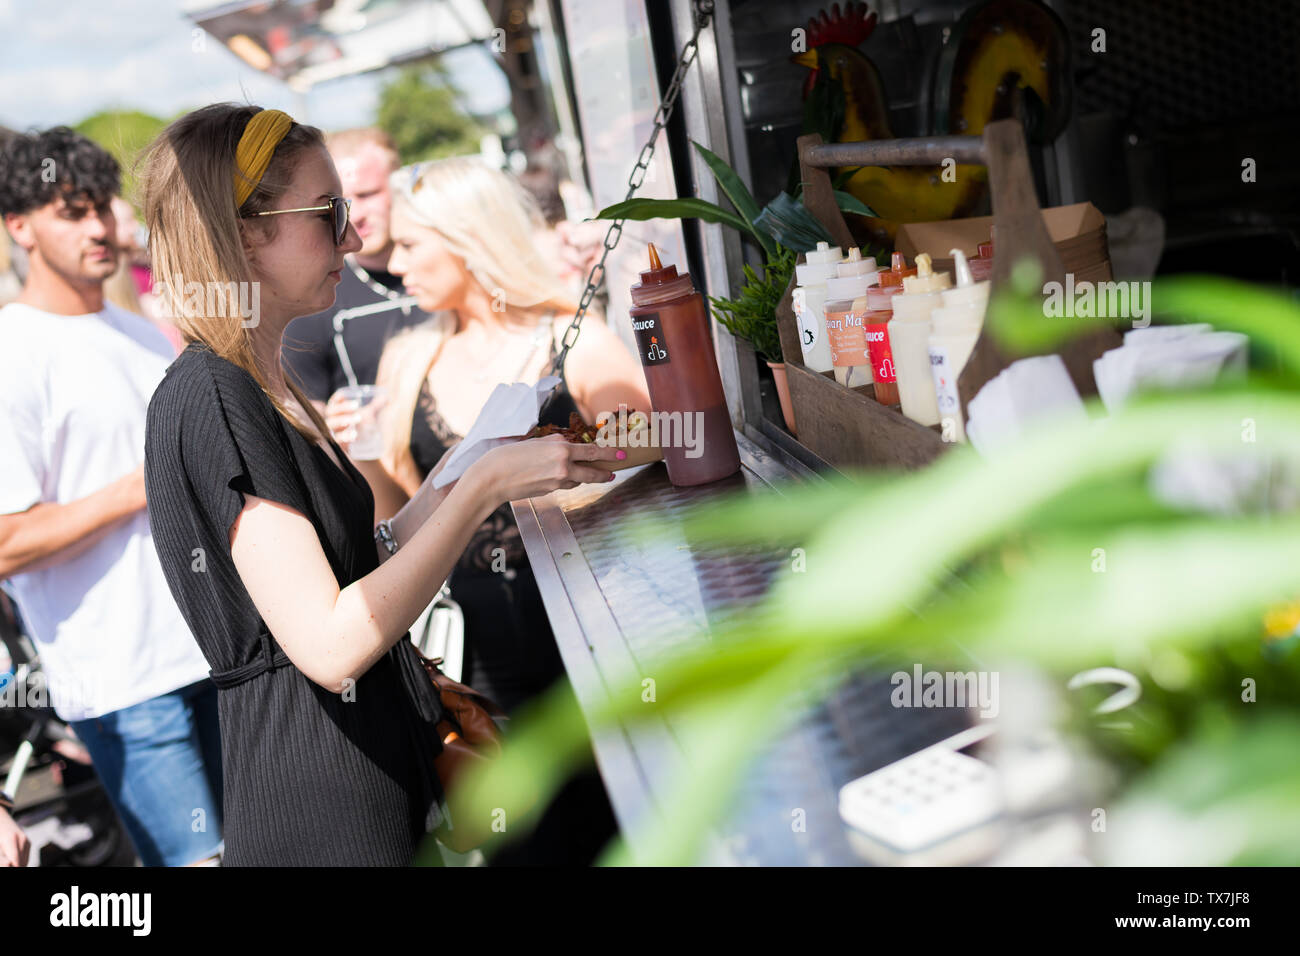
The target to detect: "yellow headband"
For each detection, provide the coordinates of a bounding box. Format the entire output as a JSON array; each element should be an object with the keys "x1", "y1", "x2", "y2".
[{"x1": 233, "y1": 109, "x2": 293, "y2": 208}]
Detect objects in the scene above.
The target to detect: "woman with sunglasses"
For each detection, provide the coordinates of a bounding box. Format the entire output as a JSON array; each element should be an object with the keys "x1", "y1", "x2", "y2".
[{"x1": 138, "y1": 104, "x2": 622, "y2": 866}]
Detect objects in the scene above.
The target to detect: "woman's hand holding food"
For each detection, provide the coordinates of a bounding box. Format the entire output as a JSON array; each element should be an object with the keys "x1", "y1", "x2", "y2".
[{"x1": 466, "y1": 434, "x2": 625, "y2": 506}]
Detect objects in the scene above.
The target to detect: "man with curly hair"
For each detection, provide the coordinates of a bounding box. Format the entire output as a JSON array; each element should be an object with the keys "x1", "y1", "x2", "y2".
[{"x1": 0, "y1": 127, "x2": 222, "y2": 866}]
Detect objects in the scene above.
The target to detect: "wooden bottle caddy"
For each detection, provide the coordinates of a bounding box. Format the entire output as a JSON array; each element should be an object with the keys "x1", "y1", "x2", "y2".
[{"x1": 775, "y1": 119, "x2": 1120, "y2": 471}]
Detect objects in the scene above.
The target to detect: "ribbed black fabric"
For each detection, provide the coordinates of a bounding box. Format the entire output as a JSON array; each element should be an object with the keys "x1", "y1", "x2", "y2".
[{"x1": 144, "y1": 342, "x2": 444, "y2": 866}]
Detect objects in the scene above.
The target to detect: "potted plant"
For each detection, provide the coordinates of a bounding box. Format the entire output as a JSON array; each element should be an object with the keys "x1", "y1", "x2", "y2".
[
  {"x1": 595, "y1": 142, "x2": 875, "y2": 435},
  {"x1": 708, "y1": 246, "x2": 799, "y2": 432}
]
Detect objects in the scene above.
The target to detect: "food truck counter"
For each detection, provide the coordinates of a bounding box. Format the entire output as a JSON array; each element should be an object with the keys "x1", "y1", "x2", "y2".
[{"x1": 513, "y1": 430, "x2": 971, "y2": 864}]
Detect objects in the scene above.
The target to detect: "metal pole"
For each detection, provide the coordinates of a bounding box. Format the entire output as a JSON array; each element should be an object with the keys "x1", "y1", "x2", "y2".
[{"x1": 806, "y1": 136, "x2": 986, "y2": 169}]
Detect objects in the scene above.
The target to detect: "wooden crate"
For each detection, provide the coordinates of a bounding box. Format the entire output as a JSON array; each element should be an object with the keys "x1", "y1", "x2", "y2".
[{"x1": 775, "y1": 120, "x2": 1121, "y2": 472}]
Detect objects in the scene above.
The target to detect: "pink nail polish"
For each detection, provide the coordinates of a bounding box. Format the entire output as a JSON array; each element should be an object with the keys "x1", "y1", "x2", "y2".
[{"x1": 616, "y1": 450, "x2": 627, "y2": 460}]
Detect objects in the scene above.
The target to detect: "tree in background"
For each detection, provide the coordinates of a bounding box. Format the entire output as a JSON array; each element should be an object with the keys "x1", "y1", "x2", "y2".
[
  {"x1": 74, "y1": 109, "x2": 168, "y2": 210},
  {"x1": 377, "y1": 62, "x2": 485, "y2": 162}
]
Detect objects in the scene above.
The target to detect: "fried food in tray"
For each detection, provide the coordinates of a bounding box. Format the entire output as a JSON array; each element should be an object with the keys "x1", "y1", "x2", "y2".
[{"x1": 524, "y1": 410, "x2": 663, "y2": 470}]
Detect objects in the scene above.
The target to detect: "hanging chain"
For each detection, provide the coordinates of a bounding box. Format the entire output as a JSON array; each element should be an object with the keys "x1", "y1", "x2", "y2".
[{"x1": 544, "y1": 0, "x2": 715, "y2": 379}]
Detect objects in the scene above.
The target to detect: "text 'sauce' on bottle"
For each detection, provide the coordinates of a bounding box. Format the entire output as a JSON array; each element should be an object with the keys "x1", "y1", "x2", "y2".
[{"x1": 629, "y1": 244, "x2": 741, "y2": 486}]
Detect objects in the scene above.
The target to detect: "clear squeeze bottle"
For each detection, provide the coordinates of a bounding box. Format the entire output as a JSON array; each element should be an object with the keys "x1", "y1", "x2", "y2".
[{"x1": 629, "y1": 244, "x2": 741, "y2": 486}]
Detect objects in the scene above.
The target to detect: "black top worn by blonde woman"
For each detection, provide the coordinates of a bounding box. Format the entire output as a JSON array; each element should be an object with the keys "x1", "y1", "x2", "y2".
[{"x1": 144, "y1": 342, "x2": 445, "y2": 866}]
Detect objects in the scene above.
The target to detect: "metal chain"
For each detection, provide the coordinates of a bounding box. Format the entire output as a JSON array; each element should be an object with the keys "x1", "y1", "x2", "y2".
[{"x1": 544, "y1": 0, "x2": 715, "y2": 379}]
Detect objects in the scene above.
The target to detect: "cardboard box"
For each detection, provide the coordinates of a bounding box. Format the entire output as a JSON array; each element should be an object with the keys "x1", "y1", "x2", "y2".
[{"x1": 895, "y1": 202, "x2": 1110, "y2": 280}]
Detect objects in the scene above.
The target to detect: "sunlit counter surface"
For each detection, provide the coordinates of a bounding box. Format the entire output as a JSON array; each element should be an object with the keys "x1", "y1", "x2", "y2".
[{"x1": 512, "y1": 430, "x2": 970, "y2": 865}]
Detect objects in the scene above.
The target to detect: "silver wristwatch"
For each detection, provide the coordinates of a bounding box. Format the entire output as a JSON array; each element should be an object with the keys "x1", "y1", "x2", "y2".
[{"x1": 374, "y1": 518, "x2": 399, "y2": 556}]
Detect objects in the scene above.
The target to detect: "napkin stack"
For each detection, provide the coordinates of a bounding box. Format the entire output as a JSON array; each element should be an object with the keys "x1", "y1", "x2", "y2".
[
  {"x1": 1093, "y1": 325, "x2": 1248, "y2": 413},
  {"x1": 965, "y1": 354, "x2": 1087, "y2": 455}
]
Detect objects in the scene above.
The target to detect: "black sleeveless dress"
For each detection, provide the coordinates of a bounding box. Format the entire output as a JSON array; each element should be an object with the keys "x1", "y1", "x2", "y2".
[
  {"x1": 145, "y1": 343, "x2": 445, "y2": 866},
  {"x1": 409, "y1": 342, "x2": 619, "y2": 864},
  {"x1": 410, "y1": 372, "x2": 578, "y2": 711}
]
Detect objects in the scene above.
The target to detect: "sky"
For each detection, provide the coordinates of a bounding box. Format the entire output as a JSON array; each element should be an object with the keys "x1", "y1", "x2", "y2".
[{"x1": 0, "y1": 0, "x2": 508, "y2": 133}]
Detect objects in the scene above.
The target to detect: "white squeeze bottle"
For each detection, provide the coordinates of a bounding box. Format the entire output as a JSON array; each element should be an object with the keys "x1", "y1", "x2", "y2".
[
  {"x1": 928, "y1": 248, "x2": 991, "y2": 442},
  {"x1": 829, "y1": 248, "x2": 880, "y2": 387},
  {"x1": 793, "y1": 242, "x2": 843, "y2": 372},
  {"x1": 888, "y1": 252, "x2": 952, "y2": 426}
]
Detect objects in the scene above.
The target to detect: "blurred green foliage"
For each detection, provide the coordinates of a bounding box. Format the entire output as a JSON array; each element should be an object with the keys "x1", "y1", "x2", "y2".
[
  {"x1": 425, "y1": 274, "x2": 1300, "y2": 867},
  {"x1": 376, "y1": 63, "x2": 485, "y2": 163},
  {"x1": 73, "y1": 108, "x2": 168, "y2": 211}
]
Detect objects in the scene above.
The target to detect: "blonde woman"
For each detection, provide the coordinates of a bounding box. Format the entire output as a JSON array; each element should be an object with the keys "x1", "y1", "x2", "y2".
[
  {"x1": 347, "y1": 158, "x2": 650, "y2": 715},
  {"x1": 139, "y1": 105, "x2": 622, "y2": 866},
  {"x1": 331, "y1": 159, "x2": 650, "y2": 864}
]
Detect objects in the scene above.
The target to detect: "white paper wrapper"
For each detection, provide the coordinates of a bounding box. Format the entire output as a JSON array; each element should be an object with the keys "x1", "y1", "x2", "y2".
[
  {"x1": 966, "y1": 355, "x2": 1086, "y2": 456},
  {"x1": 1094, "y1": 331, "x2": 1248, "y2": 413},
  {"x1": 432, "y1": 376, "x2": 561, "y2": 489}
]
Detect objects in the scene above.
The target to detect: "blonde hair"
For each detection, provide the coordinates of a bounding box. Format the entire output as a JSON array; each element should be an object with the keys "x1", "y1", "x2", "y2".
[
  {"x1": 377, "y1": 157, "x2": 579, "y2": 489},
  {"x1": 138, "y1": 103, "x2": 330, "y2": 442}
]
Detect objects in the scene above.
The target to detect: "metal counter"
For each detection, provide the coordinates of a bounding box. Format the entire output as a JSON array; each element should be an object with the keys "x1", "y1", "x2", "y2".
[{"x1": 512, "y1": 431, "x2": 969, "y2": 865}]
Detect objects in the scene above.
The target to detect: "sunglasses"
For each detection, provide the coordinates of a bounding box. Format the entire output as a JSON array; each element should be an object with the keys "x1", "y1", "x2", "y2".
[
  {"x1": 401, "y1": 161, "x2": 435, "y2": 196},
  {"x1": 248, "y1": 196, "x2": 352, "y2": 246}
]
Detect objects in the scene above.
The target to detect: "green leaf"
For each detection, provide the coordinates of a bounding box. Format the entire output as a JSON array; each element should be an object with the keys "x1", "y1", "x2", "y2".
[
  {"x1": 599, "y1": 650, "x2": 838, "y2": 865},
  {"x1": 752, "y1": 193, "x2": 833, "y2": 253},
  {"x1": 707, "y1": 244, "x2": 796, "y2": 363},
  {"x1": 910, "y1": 518, "x2": 1300, "y2": 670},
  {"x1": 1153, "y1": 276, "x2": 1300, "y2": 378},
  {"x1": 593, "y1": 197, "x2": 757, "y2": 243},
  {"x1": 1104, "y1": 715, "x2": 1300, "y2": 865},
  {"x1": 833, "y1": 189, "x2": 877, "y2": 217},
  {"x1": 690, "y1": 141, "x2": 774, "y2": 258},
  {"x1": 985, "y1": 273, "x2": 1300, "y2": 386}
]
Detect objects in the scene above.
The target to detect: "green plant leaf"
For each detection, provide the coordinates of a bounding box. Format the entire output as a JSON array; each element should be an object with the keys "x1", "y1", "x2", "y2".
[
  {"x1": 909, "y1": 518, "x2": 1300, "y2": 670},
  {"x1": 419, "y1": 332, "x2": 1300, "y2": 867},
  {"x1": 752, "y1": 193, "x2": 833, "y2": 253},
  {"x1": 598, "y1": 649, "x2": 840, "y2": 865},
  {"x1": 708, "y1": 244, "x2": 796, "y2": 363},
  {"x1": 757, "y1": 390, "x2": 1300, "y2": 641},
  {"x1": 690, "y1": 141, "x2": 775, "y2": 259},
  {"x1": 593, "y1": 197, "x2": 757, "y2": 242},
  {"x1": 1153, "y1": 276, "x2": 1300, "y2": 378},
  {"x1": 1104, "y1": 715, "x2": 1300, "y2": 865},
  {"x1": 985, "y1": 272, "x2": 1300, "y2": 386},
  {"x1": 833, "y1": 190, "x2": 877, "y2": 217}
]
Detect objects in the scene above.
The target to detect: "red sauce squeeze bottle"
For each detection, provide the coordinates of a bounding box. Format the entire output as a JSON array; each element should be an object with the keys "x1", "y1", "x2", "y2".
[
  {"x1": 862, "y1": 254, "x2": 916, "y2": 406},
  {"x1": 629, "y1": 244, "x2": 741, "y2": 486}
]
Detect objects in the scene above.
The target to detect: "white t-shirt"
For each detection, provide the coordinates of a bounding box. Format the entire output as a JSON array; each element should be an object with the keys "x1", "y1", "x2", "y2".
[{"x1": 0, "y1": 302, "x2": 211, "y2": 720}]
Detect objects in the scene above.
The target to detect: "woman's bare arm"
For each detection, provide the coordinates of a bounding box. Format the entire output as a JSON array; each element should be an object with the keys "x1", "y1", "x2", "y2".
[
  {"x1": 230, "y1": 476, "x2": 493, "y2": 693},
  {"x1": 350, "y1": 457, "x2": 412, "y2": 524},
  {"x1": 560, "y1": 316, "x2": 653, "y2": 422},
  {"x1": 228, "y1": 437, "x2": 619, "y2": 693}
]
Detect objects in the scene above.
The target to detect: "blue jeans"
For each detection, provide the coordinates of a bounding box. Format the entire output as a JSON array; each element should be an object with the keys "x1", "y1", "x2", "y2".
[{"x1": 68, "y1": 678, "x2": 223, "y2": 866}]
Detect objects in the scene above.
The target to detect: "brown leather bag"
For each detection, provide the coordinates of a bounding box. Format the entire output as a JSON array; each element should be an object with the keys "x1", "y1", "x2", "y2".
[{"x1": 414, "y1": 648, "x2": 508, "y2": 852}]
